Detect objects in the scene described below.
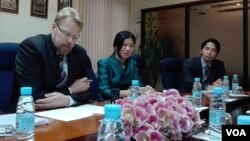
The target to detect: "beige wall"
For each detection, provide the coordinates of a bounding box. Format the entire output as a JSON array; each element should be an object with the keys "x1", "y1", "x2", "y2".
[
  {"x1": 190, "y1": 9, "x2": 244, "y2": 83},
  {"x1": 0, "y1": 0, "x2": 57, "y2": 43},
  {"x1": 0, "y1": 0, "x2": 198, "y2": 44}
]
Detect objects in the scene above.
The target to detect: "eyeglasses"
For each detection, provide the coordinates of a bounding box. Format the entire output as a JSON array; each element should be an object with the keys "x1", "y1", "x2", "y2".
[{"x1": 56, "y1": 23, "x2": 80, "y2": 42}]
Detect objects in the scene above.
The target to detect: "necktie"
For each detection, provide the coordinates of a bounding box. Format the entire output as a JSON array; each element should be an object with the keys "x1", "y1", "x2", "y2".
[
  {"x1": 57, "y1": 55, "x2": 67, "y2": 88},
  {"x1": 203, "y1": 66, "x2": 210, "y2": 83}
]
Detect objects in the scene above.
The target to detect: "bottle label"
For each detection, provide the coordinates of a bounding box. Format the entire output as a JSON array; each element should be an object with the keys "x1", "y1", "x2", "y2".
[
  {"x1": 232, "y1": 83, "x2": 239, "y2": 89},
  {"x1": 130, "y1": 86, "x2": 140, "y2": 100},
  {"x1": 223, "y1": 86, "x2": 229, "y2": 92},
  {"x1": 209, "y1": 110, "x2": 226, "y2": 126},
  {"x1": 98, "y1": 119, "x2": 125, "y2": 141},
  {"x1": 192, "y1": 90, "x2": 201, "y2": 98},
  {"x1": 129, "y1": 95, "x2": 139, "y2": 100},
  {"x1": 16, "y1": 113, "x2": 34, "y2": 132}
]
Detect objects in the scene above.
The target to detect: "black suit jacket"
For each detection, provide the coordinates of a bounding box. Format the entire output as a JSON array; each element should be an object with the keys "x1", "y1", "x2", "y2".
[
  {"x1": 7, "y1": 34, "x2": 90, "y2": 112},
  {"x1": 181, "y1": 56, "x2": 226, "y2": 92}
]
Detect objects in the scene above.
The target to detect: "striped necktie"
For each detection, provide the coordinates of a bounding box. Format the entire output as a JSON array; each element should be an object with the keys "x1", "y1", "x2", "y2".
[
  {"x1": 203, "y1": 66, "x2": 210, "y2": 83},
  {"x1": 57, "y1": 55, "x2": 67, "y2": 88}
]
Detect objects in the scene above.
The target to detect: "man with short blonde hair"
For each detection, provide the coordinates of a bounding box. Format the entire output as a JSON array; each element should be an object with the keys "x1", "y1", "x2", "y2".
[{"x1": 6, "y1": 7, "x2": 91, "y2": 113}]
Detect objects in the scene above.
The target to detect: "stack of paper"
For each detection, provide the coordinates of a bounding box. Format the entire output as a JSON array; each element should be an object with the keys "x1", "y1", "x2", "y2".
[
  {"x1": 192, "y1": 130, "x2": 210, "y2": 141},
  {"x1": 0, "y1": 114, "x2": 51, "y2": 128},
  {"x1": 196, "y1": 106, "x2": 209, "y2": 112},
  {"x1": 35, "y1": 104, "x2": 104, "y2": 122}
]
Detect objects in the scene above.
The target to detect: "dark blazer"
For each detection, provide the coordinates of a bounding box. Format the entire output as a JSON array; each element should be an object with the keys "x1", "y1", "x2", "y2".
[
  {"x1": 6, "y1": 34, "x2": 90, "y2": 113},
  {"x1": 181, "y1": 56, "x2": 226, "y2": 92}
]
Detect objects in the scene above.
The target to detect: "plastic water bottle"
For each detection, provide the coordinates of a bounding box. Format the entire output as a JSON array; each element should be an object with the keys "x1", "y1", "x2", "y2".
[
  {"x1": 97, "y1": 104, "x2": 125, "y2": 141},
  {"x1": 232, "y1": 74, "x2": 239, "y2": 94},
  {"x1": 237, "y1": 115, "x2": 250, "y2": 125},
  {"x1": 192, "y1": 77, "x2": 202, "y2": 108},
  {"x1": 222, "y1": 75, "x2": 230, "y2": 98},
  {"x1": 129, "y1": 80, "x2": 140, "y2": 100},
  {"x1": 16, "y1": 87, "x2": 35, "y2": 140},
  {"x1": 209, "y1": 87, "x2": 226, "y2": 141}
]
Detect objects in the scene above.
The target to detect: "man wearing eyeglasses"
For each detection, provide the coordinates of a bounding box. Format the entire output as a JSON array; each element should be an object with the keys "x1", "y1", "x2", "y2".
[{"x1": 6, "y1": 7, "x2": 91, "y2": 112}]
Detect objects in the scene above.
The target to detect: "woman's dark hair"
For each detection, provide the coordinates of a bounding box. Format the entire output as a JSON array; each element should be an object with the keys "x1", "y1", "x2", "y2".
[
  {"x1": 201, "y1": 38, "x2": 221, "y2": 54},
  {"x1": 113, "y1": 30, "x2": 136, "y2": 58}
]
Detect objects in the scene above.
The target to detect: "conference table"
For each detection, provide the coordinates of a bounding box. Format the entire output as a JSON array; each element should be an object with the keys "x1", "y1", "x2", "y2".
[
  {"x1": 199, "y1": 91, "x2": 250, "y2": 124},
  {"x1": 35, "y1": 101, "x2": 106, "y2": 141},
  {"x1": 34, "y1": 92, "x2": 250, "y2": 141},
  {"x1": 1, "y1": 92, "x2": 250, "y2": 141}
]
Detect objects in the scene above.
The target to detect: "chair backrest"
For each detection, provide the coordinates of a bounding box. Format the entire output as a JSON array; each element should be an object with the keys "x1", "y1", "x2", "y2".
[
  {"x1": 131, "y1": 54, "x2": 150, "y2": 86},
  {"x1": 0, "y1": 43, "x2": 18, "y2": 111},
  {"x1": 160, "y1": 58, "x2": 184, "y2": 90},
  {"x1": 85, "y1": 54, "x2": 99, "y2": 100}
]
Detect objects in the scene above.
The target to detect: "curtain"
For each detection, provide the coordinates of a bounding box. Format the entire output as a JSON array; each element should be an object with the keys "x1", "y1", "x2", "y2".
[{"x1": 73, "y1": 0, "x2": 130, "y2": 73}]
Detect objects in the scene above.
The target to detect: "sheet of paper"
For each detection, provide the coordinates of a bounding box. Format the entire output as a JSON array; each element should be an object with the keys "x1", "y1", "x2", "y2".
[
  {"x1": 196, "y1": 106, "x2": 209, "y2": 112},
  {"x1": 192, "y1": 131, "x2": 210, "y2": 141},
  {"x1": 76, "y1": 104, "x2": 104, "y2": 115},
  {"x1": 229, "y1": 94, "x2": 249, "y2": 98},
  {"x1": 225, "y1": 98, "x2": 237, "y2": 102},
  {"x1": 35, "y1": 104, "x2": 104, "y2": 122},
  {"x1": 0, "y1": 113, "x2": 51, "y2": 128}
]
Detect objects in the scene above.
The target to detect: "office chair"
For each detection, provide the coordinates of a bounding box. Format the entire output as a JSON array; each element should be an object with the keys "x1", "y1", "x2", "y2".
[
  {"x1": 160, "y1": 58, "x2": 184, "y2": 90},
  {"x1": 85, "y1": 54, "x2": 99, "y2": 100},
  {"x1": 131, "y1": 54, "x2": 150, "y2": 86},
  {"x1": 0, "y1": 43, "x2": 19, "y2": 111}
]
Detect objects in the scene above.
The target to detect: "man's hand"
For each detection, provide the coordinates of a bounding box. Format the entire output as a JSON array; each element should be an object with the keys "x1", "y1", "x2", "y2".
[
  {"x1": 35, "y1": 92, "x2": 70, "y2": 110},
  {"x1": 206, "y1": 78, "x2": 223, "y2": 91},
  {"x1": 139, "y1": 85, "x2": 155, "y2": 95},
  {"x1": 119, "y1": 90, "x2": 130, "y2": 98},
  {"x1": 213, "y1": 78, "x2": 222, "y2": 86},
  {"x1": 69, "y1": 77, "x2": 90, "y2": 93}
]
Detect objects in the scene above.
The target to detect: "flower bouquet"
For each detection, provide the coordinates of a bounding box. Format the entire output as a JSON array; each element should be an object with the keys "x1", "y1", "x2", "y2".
[{"x1": 116, "y1": 89, "x2": 201, "y2": 141}]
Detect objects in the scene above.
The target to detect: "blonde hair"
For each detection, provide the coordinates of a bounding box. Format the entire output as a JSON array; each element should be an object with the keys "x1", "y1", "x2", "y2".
[{"x1": 54, "y1": 7, "x2": 83, "y2": 29}]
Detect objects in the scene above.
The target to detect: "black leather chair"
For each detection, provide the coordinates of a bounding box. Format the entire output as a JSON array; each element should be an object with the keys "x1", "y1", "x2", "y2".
[
  {"x1": 131, "y1": 54, "x2": 150, "y2": 86},
  {"x1": 0, "y1": 43, "x2": 18, "y2": 111},
  {"x1": 85, "y1": 54, "x2": 99, "y2": 100},
  {"x1": 160, "y1": 58, "x2": 184, "y2": 90}
]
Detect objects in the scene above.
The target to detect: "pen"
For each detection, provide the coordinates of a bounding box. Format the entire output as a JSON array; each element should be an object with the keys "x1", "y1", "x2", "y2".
[{"x1": 35, "y1": 119, "x2": 52, "y2": 127}]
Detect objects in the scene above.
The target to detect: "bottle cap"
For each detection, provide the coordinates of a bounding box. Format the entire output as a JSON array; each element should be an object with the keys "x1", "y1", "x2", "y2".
[
  {"x1": 233, "y1": 74, "x2": 238, "y2": 77},
  {"x1": 213, "y1": 87, "x2": 223, "y2": 95},
  {"x1": 194, "y1": 77, "x2": 200, "y2": 82},
  {"x1": 223, "y1": 75, "x2": 228, "y2": 79},
  {"x1": 237, "y1": 115, "x2": 250, "y2": 125},
  {"x1": 20, "y1": 87, "x2": 32, "y2": 96},
  {"x1": 104, "y1": 104, "x2": 121, "y2": 120},
  {"x1": 132, "y1": 80, "x2": 139, "y2": 86}
]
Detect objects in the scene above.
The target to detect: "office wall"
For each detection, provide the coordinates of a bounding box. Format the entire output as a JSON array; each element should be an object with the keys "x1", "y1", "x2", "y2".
[
  {"x1": 0, "y1": 0, "x2": 197, "y2": 44},
  {"x1": 190, "y1": 10, "x2": 243, "y2": 82},
  {"x1": 129, "y1": 0, "x2": 199, "y2": 47},
  {"x1": 0, "y1": 0, "x2": 57, "y2": 43}
]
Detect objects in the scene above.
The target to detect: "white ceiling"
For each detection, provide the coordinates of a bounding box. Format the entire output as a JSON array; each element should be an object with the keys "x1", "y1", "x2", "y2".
[{"x1": 190, "y1": 0, "x2": 249, "y2": 15}]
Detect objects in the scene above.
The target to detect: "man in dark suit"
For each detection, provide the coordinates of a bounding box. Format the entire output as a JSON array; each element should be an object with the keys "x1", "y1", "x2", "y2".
[
  {"x1": 181, "y1": 38, "x2": 226, "y2": 92},
  {"x1": 6, "y1": 7, "x2": 91, "y2": 112}
]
